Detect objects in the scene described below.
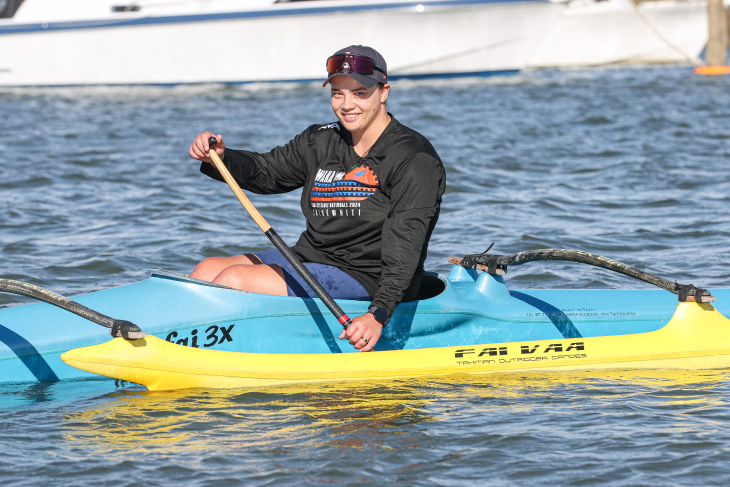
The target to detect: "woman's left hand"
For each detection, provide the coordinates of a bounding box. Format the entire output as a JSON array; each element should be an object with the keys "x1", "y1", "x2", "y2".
[{"x1": 339, "y1": 313, "x2": 383, "y2": 352}]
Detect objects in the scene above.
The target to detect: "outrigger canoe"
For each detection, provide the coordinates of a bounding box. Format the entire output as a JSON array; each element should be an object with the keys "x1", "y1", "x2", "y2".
[{"x1": 2, "y1": 250, "x2": 729, "y2": 390}]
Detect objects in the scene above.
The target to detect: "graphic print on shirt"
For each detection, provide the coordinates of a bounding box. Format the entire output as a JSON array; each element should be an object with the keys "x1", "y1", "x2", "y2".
[{"x1": 310, "y1": 164, "x2": 378, "y2": 217}]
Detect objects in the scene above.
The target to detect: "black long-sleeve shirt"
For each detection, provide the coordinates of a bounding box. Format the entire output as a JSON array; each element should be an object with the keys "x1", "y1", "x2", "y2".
[{"x1": 201, "y1": 116, "x2": 445, "y2": 316}]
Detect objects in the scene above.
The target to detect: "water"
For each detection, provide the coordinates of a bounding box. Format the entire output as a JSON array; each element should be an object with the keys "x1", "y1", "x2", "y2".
[{"x1": 1, "y1": 65, "x2": 730, "y2": 485}]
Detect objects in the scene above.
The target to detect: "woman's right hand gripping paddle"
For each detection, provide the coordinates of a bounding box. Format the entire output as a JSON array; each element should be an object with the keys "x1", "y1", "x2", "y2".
[{"x1": 189, "y1": 131, "x2": 225, "y2": 163}]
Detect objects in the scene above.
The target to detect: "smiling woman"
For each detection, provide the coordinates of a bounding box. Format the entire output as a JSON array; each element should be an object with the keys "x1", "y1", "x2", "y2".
[
  {"x1": 187, "y1": 45, "x2": 446, "y2": 352},
  {"x1": 328, "y1": 78, "x2": 389, "y2": 157}
]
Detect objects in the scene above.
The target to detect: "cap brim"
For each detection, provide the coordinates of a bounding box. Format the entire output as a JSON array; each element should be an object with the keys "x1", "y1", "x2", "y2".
[{"x1": 323, "y1": 72, "x2": 380, "y2": 88}]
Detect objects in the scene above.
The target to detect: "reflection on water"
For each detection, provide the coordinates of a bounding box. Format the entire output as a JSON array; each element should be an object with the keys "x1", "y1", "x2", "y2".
[
  {"x1": 2, "y1": 367, "x2": 730, "y2": 483},
  {"x1": 61, "y1": 370, "x2": 730, "y2": 452},
  {"x1": 5, "y1": 381, "x2": 57, "y2": 405},
  {"x1": 0, "y1": 378, "x2": 122, "y2": 408}
]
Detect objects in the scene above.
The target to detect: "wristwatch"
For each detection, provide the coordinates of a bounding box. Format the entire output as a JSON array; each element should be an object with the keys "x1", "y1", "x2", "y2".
[{"x1": 368, "y1": 306, "x2": 390, "y2": 326}]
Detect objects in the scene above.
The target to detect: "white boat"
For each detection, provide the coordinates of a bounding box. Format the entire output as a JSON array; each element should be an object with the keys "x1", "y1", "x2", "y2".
[
  {"x1": 0, "y1": 0, "x2": 564, "y2": 86},
  {"x1": 528, "y1": 0, "x2": 708, "y2": 67}
]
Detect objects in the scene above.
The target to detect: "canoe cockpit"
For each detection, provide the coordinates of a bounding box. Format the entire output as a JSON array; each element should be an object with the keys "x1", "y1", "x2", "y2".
[{"x1": 149, "y1": 269, "x2": 448, "y2": 302}]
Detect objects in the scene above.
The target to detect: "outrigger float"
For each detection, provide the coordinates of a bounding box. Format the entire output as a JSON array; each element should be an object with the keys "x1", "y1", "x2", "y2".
[{"x1": 2, "y1": 249, "x2": 729, "y2": 390}]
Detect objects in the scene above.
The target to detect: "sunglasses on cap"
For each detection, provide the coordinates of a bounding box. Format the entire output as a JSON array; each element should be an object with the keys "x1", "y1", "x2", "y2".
[{"x1": 326, "y1": 54, "x2": 387, "y2": 76}]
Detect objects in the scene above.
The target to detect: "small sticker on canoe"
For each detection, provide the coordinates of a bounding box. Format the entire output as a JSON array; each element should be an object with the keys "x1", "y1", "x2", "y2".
[{"x1": 526, "y1": 309, "x2": 636, "y2": 317}]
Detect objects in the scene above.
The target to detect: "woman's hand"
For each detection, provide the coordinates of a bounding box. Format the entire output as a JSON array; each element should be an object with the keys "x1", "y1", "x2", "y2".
[
  {"x1": 189, "y1": 131, "x2": 225, "y2": 163},
  {"x1": 339, "y1": 313, "x2": 383, "y2": 352}
]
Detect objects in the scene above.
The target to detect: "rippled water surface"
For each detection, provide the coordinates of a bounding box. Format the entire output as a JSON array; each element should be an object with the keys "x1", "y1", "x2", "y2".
[{"x1": 1, "y1": 66, "x2": 730, "y2": 485}]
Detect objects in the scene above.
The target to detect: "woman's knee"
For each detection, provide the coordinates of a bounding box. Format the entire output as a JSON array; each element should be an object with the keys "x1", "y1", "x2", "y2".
[
  {"x1": 190, "y1": 257, "x2": 220, "y2": 281},
  {"x1": 213, "y1": 264, "x2": 287, "y2": 296},
  {"x1": 212, "y1": 265, "x2": 247, "y2": 289},
  {"x1": 190, "y1": 255, "x2": 256, "y2": 281}
]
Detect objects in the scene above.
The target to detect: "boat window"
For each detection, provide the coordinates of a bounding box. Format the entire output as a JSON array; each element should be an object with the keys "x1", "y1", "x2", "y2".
[
  {"x1": 0, "y1": 0, "x2": 25, "y2": 18},
  {"x1": 112, "y1": 4, "x2": 142, "y2": 12}
]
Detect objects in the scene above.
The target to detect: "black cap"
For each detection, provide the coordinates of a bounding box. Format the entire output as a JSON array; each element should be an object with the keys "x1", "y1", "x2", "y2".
[{"x1": 323, "y1": 45, "x2": 388, "y2": 88}]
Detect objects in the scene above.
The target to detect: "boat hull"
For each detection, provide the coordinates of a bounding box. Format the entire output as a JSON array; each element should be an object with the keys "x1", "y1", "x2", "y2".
[
  {"x1": 3, "y1": 266, "x2": 730, "y2": 387},
  {"x1": 0, "y1": 0, "x2": 563, "y2": 86},
  {"x1": 528, "y1": 0, "x2": 707, "y2": 67},
  {"x1": 62, "y1": 301, "x2": 730, "y2": 390}
]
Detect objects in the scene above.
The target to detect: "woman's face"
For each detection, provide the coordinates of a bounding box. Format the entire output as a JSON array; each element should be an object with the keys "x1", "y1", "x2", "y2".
[{"x1": 330, "y1": 75, "x2": 389, "y2": 136}]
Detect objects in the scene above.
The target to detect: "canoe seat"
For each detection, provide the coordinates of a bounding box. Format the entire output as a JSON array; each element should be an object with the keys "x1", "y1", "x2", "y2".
[{"x1": 409, "y1": 273, "x2": 446, "y2": 302}]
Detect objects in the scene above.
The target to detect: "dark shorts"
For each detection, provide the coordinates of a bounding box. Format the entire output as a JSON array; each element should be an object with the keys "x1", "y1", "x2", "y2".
[{"x1": 251, "y1": 249, "x2": 371, "y2": 300}]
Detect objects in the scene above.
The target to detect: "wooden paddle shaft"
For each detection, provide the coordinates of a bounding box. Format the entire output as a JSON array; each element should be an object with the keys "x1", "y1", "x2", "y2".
[{"x1": 206, "y1": 137, "x2": 353, "y2": 329}]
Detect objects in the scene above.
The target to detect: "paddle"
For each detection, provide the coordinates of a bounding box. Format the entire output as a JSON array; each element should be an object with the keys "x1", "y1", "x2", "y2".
[
  {"x1": 206, "y1": 137, "x2": 353, "y2": 330},
  {"x1": 0, "y1": 279, "x2": 145, "y2": 339}
]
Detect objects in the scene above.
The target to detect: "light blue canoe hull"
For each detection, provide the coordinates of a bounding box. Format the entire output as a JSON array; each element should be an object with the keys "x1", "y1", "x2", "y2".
[{"x1": 2, "y1": 266, "x2": 729, "y2": 384}]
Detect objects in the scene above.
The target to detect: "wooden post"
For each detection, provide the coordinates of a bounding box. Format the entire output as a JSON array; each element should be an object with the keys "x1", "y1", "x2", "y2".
[{"x1": 706, "y1": 0, "x2": 728, "y2": 66}]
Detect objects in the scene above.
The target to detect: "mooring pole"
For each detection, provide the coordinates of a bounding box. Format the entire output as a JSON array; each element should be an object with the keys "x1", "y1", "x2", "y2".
[
  {"x1": 706, "y1": 0, "x2": 728, "y2": 66},
  {"x1": 695, "y1": 0, "x2": 729, "y2": 74}
]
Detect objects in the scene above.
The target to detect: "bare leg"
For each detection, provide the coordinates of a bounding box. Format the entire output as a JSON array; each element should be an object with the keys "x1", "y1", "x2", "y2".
[
  {"x1": 212, "y1": 264, "x2": 288, "y2": 296},
  {"x1": 191, "y1": 253, "x2": 287, "y2": 296},
  {"x1": 190, "y1": 254, "x2": 262, "y2": 281}
]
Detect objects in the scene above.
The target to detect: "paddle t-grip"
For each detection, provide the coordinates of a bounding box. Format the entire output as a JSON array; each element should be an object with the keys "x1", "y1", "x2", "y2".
[{"x1": 208, "y1": 136, "x2": 218, "y2": 150}]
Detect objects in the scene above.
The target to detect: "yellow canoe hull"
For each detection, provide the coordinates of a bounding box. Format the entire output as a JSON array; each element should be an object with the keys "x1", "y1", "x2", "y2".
[{"x1": 61, "y1": 302, "x2": 730, "y2": 391}]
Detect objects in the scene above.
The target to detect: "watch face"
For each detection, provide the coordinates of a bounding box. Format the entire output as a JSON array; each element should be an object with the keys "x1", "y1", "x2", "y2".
[{"x1": 373, "y1": 308, "x2": 388, "y2": 324}]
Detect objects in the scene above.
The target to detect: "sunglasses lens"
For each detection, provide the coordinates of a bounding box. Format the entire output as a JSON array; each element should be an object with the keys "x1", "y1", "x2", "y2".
[{"x1": 326, "y1": 55, "x2": 374, "y2": 75}]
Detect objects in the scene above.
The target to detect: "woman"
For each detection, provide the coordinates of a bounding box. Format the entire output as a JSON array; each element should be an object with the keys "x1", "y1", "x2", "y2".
[{"x1": 188, "y1": 45, "x2": 445, "y2": 352}]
